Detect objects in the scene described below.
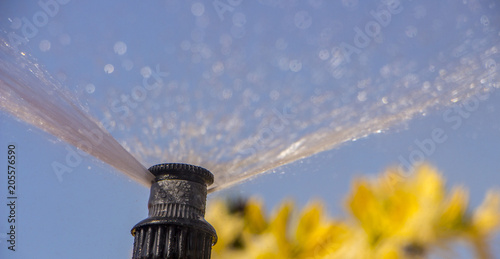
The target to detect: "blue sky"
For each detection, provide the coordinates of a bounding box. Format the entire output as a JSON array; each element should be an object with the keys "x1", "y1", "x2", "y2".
[{"x1": 1, "y1": 0, "x2": 499, "y2": 258}]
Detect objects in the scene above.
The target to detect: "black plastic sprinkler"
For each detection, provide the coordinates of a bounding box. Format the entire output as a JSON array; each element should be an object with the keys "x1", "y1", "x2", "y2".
[{"x1": 131, "y1": 163, "x2": 217, "y2": 259}]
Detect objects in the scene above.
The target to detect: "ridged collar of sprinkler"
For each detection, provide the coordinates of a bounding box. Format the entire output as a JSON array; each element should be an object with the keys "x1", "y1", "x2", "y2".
[{"x1": 131, "y1": 163, "x2": 217, "y2": 259}]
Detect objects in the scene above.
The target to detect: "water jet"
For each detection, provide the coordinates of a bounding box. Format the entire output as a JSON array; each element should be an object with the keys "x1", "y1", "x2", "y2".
[{"x1": 131, "y1": 163, "x2": 217, "y2": 259}]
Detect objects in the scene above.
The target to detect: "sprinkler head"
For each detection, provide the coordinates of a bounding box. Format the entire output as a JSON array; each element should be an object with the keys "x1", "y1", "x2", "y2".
[{"x1": 131, "y1": 163, "x2": 217, "y2": 259}]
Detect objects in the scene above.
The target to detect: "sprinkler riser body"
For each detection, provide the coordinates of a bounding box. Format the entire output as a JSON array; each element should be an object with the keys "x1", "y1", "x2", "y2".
[{"x1": 131, "y1": 163, "x2": 217, "y2": 259}]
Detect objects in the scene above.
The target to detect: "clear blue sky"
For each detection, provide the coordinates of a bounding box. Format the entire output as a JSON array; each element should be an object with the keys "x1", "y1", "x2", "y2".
[{"x1": 1, "y1": 0, "x2": 499, "y2": 258}]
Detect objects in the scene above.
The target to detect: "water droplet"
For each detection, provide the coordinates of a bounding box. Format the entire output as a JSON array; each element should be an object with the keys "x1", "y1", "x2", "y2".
[
  {"x1": 191, "y1": 2, "x2": 205, "y2": 16},
  {"x1": 289, "y1": 59, "x2": 302, "y2": 72},
  {"x1": 480, "y1": 15, "x2": 489, "y2": 26},
  {"x1": 212, "y1": 61, "x2": 224, "y2": 74},
  {"x1": 484, "y1": 59, "x2": 496, "y2": 71},
  {"x1": 294, "y1": 11, "x2": 312, "y2": 29},
  {"x1": 39, "y1": 40, "x2": 51, "y2": 52},
  {"x1": 381, "y1": 97, "x2": 388, "y2": 104},
  {"x1": 380, "y1": 65, "x2": 391, "y2": 78},
  {"x1": 451, "y1": 98, "x2": 459, "y2": 103},
  {"x1": 104, "y1": 64, "x2": 114, "y2": 74},
  {"x1": 318, "y1": 49, "x2": 330, "y2": 60},
  {"x1": 357, "y1": 91, "x2": 367, "y2": 102},
  {"x1": 140, "y1": 66, "x2": 152, "y2": 78},
  {"x1": 152, "y1": 118, "x2": 163, "y2": 129},
  {"x1": 114, "y1": 41, "x2": 127, "y2": 55},
  {"x1": 405, "y1": 26, "x2": 418, "y2": 38},
  {"x1": 85, "y1": 84, "x2": 95, "y2": 94}
]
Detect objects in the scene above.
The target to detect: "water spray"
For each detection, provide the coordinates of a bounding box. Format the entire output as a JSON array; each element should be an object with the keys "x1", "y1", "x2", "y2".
[{"x1": 131, "y1": 163, "x2": 217, "y2": 259}]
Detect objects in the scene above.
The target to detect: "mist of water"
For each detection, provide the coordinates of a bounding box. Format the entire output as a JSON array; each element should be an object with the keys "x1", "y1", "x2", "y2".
[
  {"x1": 0, "y1": 40, "x2": 154, "y2": 186},
  {"x1": 197, "y1": 47, "x2": 500, "y2": 192}
]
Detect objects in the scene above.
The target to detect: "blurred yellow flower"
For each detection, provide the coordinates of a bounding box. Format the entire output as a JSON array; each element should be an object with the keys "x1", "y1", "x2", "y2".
[
  {"x1": 346, "y1": 164, "x2": 500, "y2": 258},
  {"x1": 469, "y1": 190, "x2": 500, "y2": 259},
  {"x1": 208, "y1": 198, "x2": 351, "y2": 259},
  {"x1": 207, "y1": 164, "x2": 500, "y2": 259}
]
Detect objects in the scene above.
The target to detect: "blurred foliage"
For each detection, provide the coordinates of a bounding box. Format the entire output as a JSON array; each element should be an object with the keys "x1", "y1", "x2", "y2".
[{"x1": 206, "y1": 164, "x2": 500, "y2": 259}]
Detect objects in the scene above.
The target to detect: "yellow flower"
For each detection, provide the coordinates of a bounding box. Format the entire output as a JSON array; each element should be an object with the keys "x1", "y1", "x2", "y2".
[
  {"x1": 437, "y1": 186, "x2": 469, "y2": 236},
  {"x1": 209, "y1": 198, "x2": 351, "y2": 259},
  {"x1": 472, "y1": 190, "x2": 500, "y2": 235},
  {"x1": 244, "y1": 198, "x2": 268, "y2": 234},
  {"x1": 208, "y1": 163, "x2": 499, "y2": 259},
  {"x1": 205, "y1": 199, "x2": 245, "y2": 255},
  {"x1": 345, "y1": 164, "x2": 498, "y2": 258},
  {"x1": 468, "y1": 190, "x2": 500, "y2": 259}
]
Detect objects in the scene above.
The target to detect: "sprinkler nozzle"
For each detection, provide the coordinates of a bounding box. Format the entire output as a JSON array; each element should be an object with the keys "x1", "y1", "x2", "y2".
[{"x1": 131, "y1": 163, "x2": 217, "y2": 259}]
